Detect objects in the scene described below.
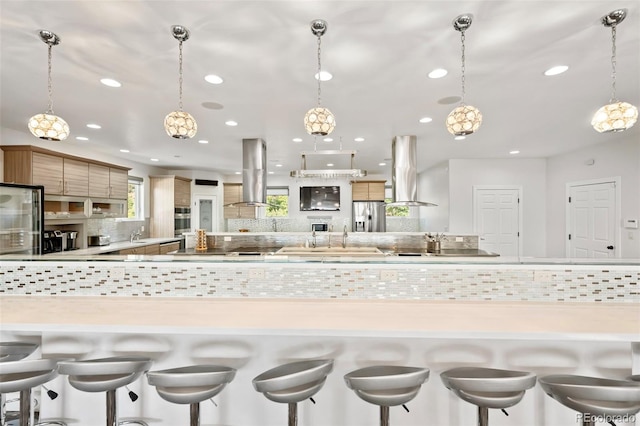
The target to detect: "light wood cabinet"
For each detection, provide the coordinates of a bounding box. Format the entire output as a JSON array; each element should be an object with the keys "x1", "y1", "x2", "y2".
[
  {"x1": 118, "y1": 243, "x2": 159, "y2": 255},
  {"x1": 159, "y1": 241, "x2": 180, "y2": 254},
  {"x1": 150, "y1": 175, "x2": 192, "y2": 238},
  {"x1": 173, "y1": 177, "x2": 191, "y2": 207},
  {"x1": 352, "y1": 180, "x2": 386, "y2": 201},
  {"x1": 1, "y1": 145, "x2": 129, "y2": 198},
  {"x1": 223, "y1": 183, "x2": 256, "y2": 219}
]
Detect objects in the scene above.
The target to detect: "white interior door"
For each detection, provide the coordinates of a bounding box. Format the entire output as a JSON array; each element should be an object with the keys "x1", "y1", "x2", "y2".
[
  {"x1": 568, "y1": 181, "x2": 616, "y2": 258},
  {"x1": 193, "y1": 195, "x2": 218, "y2": 233},
  {"x1": 473, "y1": 187, "x2": 521, "y2": 256}
]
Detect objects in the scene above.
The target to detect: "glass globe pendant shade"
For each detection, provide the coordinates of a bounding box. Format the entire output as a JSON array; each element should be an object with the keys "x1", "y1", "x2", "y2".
[
  {"x1": 446, "y1": 104, "x2": 482, "y2": 136},
  {"x1": 28, "y1": 113, "x2": 69, "y2": 141},
  {"x1": 304, "y1": 106, "x2": 336, "y2": 136},
  {"x1": 591, "y1": 101, "x2": 638, "y2": 133},
  {"x1": 164, "y1": 110, "x2": 197, "y2": 139}
]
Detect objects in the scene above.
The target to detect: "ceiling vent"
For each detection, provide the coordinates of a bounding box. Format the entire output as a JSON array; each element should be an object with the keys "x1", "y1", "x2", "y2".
[{"x1": 388, "y1": 135, "x2": 437, "y2": 207}]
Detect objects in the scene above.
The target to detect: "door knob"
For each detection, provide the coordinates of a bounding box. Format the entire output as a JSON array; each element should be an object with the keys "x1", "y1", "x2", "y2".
[{"x1": 606, "y1": 245, "x2": 614, "y2": 250}]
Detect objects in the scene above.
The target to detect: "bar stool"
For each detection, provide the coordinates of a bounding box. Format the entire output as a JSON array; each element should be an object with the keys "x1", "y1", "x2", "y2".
[
  {"x1": 0, "y1": 358, "x2": 59, "y2": 426},
  {"x1": 147, "y1": 365, "x2": 236, "y2": 426},
  {"x1": 58, "y1": 356, "x2": 152, "y2": 426},
  {"x1": 344, "y1": 365, "x2": 430, "y2": 426},
  {"x1": 441, "y1": 367, "x2": 536, "y2": 426},
  {"x1": 539, "y1": 374, "x2": 640, "y2": 425},
  {"x1": 0, "y1": 342, "x2": 39, "y2": 363},
  {"x1": 253, "y1": 359, "x2": 333, "y2": 426}
]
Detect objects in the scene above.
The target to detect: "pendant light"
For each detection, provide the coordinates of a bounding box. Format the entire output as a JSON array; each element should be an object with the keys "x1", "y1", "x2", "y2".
[
  {"x1": 164, "y1": 25, "x2": 197, "y2": 139},
  {"x1": 304, "y1": 19, "x2": 336, "y2": 136},
  {"x1": 591, "y1": 9, "x2": 637, "y2": 133},
  {"x1": 28, "y1": 30, "x2": 69, "y2": 141},
  {"x1": 446, "y1": 14, "x2": 482, "y2": 136}
]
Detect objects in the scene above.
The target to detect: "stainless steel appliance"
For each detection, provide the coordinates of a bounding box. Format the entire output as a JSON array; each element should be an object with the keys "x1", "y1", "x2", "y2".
[
  {"x1": 0, "y1": 183, "x2": 45, "y2": 255},
  {"x1": 352, "y1": 201, "x2": 386, "y2": 232},
  {"x1": 64, "y1": 231, "x2": 78, "y2": 250},
  {"x1": 174, "y1": 207, "x2": 191, "y2": 236},
  {"x1": 88, "y1": 235, "x2": 111, "y2": 246}
]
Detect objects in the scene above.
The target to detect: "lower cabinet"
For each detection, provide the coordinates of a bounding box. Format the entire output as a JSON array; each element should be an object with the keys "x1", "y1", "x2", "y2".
[
  {"x1": 160, "y1": 241, "x2": 180, "y2": 254},
  {"x1": 119, "y1": 243, "x2": 160, "y2": 255}
]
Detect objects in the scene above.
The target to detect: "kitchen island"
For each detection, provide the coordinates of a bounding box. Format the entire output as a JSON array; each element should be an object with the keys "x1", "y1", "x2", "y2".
[{"x1": 1, "y1": 250, "x2": 638, "y2": 425}]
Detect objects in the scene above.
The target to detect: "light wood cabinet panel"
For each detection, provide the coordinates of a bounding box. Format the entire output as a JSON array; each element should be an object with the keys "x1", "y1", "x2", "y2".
[
  {"x1": 89, "y1": 164, "x2": 110, "y2": 198},
  {"x1": 109, "y1": 168, "x2": 128, "y2": 199},
  {"x1": 174, "y1": 177, "x2": 191, "y2": 207},
  {"x1": 223, "y1": 183, "x2": 256, "y2": 219},
  {"x1": 63, "y1": 158, "x2": 89, "y2": 196},
  {"x1": 352, "y1": 181, "x2": 385, "y2": 201},
  {"x1": 150, "y1": 175, "x2": 192, "y2": 238},
  {"x1": 159, "y1": 242, "x2": 180, "y2": 254},
  {"x1": 32, "y1": 152, "x2": 63, "y2": 195},
  {"x1": 144, "y1": 244, "x2": 160, "y2": 255}
]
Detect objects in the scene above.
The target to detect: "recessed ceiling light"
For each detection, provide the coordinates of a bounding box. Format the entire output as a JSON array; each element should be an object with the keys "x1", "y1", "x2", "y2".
[
  {"x1": 201, "y1": 101, "x2": 224, "y2": 110},
  {"x1": 86, "y1": 123, "x2": 101, "y2": 129},
  {"x1": 354, "y1": 137, "x2": 365, "y2": 142},
  {"x1": 419, "y1": 117, "x2": 433, "y2": 123},
  {"x1": 268, "y1": 171, "x2": 275, "y2": 175},
  {"x1": 234, "y1": 171, "x2": 241, "y2": 175},
  {"x1": 100, "y1": 78, "x2": 121, "y2": 87},
  {"x1": 323, "y1": 137, "x2": 333, "y2": 142},
  {"x1": 275, "y1": 164, "x2": 283, "y2": 168},
  {"x1": 119, "y1": 149, "x2": 130, "y2": 153},
  {"x1": 225, "y1": 120, "x2": 238, "y2": 126},
  {"x1": 327, "y1": 163, "x2": 334, "y2": 167},
  {"x1": 544, "y1": 65, "x2": 569, "y2": 76},
  {"x1": 454, "y1": 136, "x2": 466, "y2": 141},
  {"x1": 428, "y1": 68, "x2": 448, "y2": 79},
  {"x1": 198, "y1": 140, "x2": 209, "y2": 144},
  {"x1": 314, "y1": 70, "x2": 333, "y2": 81},
  {"x1": 509, "y1": 150, "x2": 520, "y2": 155},
  {"x1": 75, "y1": 136, "x2": 89, "y2": 141},
  {"x1": 292, "y1": 138, "x2": 303, "y2": 143},
  {"x1": 150, "y1": 158, "x2": 159, "y2": 162},
  {"x1": 204, "y1": 74, "x2": 224, "y2": 84},
  {"x1": 378, "y1": 162, "x2": 386, "y2": 166}
]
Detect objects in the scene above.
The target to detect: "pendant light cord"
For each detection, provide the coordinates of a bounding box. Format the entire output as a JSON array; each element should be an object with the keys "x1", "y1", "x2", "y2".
[
  {"x1": 178, "y1": 40, "x2": 184, "y2": 111},
  {"x1": 460, "y1": 30, "x2": 466, "y2": 105},
  {"x1": 316, "y1": 35, "x2": 322, "y2": 107},
  {"x1": 47, "y1": 43, "x2": 54, "y2": 114},
  {"x1": 610, "y1": 24, "x2": 617, "y2": 103}
]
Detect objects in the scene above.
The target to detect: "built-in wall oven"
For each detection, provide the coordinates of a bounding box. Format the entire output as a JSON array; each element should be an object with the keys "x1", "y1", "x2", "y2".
[{"x1": 174, "y1": 207, "x2": 191, "y2": 236}]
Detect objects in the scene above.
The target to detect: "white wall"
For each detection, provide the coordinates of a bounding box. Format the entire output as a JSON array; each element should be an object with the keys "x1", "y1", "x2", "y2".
[
  {"x1": 546, "y1": 136, "x2": 640, "y2": 259},
  {"x1": 447, "y1": 158, "x2": 547, "y2": 257},
  {"x1": 418, "y1": 162, "x2": 449, "y2": 232}
]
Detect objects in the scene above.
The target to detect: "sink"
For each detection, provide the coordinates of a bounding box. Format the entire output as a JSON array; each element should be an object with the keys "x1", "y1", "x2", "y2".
[
  {"x1": 0, "y1": 342, "x2": 39, "y2": 362},
  {"x1": 58, "y1": 356, "x2": 152, "y2": 392},
  {"x1": 253, "y1": 359, "x2": 334, "y2": 404},
  {"x1": 147, "y1": 365, "x2": 236, "y2": 404},
  {"x1": 0, "y1": 358, "x2": 59, "y2": 393},
  {"x1": 344, "y1": 365, "x2": 430, "y2": 406},
  {"x1": 441, "y1": 367, "x2": 536, "y2": 409},
  {"x1": 276, "y1": 247, "x2": 385, "y2": 256},
  {"x1": 539, "y1": 374, "x2": 640, "y2": 416}
]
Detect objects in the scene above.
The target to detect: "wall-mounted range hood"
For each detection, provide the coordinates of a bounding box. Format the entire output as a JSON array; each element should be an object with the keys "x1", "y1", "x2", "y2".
[
  {"x1": 388, "y1": 135, "x2": 437, "y2": 207},
  {"x1": 224, "y1": 138, "x2": 270, "y2": 207}
]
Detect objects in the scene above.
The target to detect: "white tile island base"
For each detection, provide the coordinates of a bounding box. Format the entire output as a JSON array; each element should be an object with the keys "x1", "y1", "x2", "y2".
[{"x1": 1, "y1": 260, "x2": 638, "y2": 425}]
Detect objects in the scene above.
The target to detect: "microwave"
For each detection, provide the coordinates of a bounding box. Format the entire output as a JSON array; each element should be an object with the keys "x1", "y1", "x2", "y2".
[{"x1": 311, "y1": 223, "x2": 328, "y2": 232}]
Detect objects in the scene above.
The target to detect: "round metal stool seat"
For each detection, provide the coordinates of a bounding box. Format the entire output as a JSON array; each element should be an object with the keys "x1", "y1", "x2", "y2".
[
  {"x1": 344, "y1": 365, "x2": 430, "y2": 426},
  {"x1": 0, "y1": 358, "x2": 59, "y2": 426},
  {"x1": 0, "y1": 342, "x2": 39, "y2": 363},
  {"x1": 539, "y1": 374, "x2": 640, "y2": 425},
  {"x1": 441, "y1": 367, "x2": 536, "y2": 426},
  {"x1": 58, "y1": 356, "x2": 152, "y2": 426},
  {"x1": 253, "y1": 359, "x2": 333, "y2": 426},
  {"x1": 147, "y1": 365, "x2": 236, "y2": 426}
]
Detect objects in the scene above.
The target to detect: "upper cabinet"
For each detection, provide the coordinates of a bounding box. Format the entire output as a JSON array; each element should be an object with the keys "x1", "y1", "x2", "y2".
[
  {"x1": 351, "y1": 180, "x2": 386, "y2": 201},
  {"x1": 174, "y1": 176, "x2": 191, "y2": 207},
  {"x1": 223, "y1": 183, "x2": 256, "y2": 219},
  {"x1": 1, "y1": 145, "x2": 130, "y2": 199},
  {"x1": 149, "y1": 175, "x2": 192, "y2": 238}
]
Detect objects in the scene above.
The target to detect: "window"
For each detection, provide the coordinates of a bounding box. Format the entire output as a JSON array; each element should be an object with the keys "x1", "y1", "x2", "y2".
[
  {"x1": 128, "y1": 176, "x2": 143, "y2": 219},
  {"x1": 384, "y1": 186, "x2": 409, "y2": 217},
  {"x1": 266, "y1": 187, "x2": 289, "y2": 217}
]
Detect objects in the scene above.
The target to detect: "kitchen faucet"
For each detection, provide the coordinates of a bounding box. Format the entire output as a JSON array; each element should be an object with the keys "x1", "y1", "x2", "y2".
[
  {"x1": 311, "y1": 229, "x2": 317, "y2": 248},
  {"x1": 130, "y1": 228, "x2": 142, "y2": 243},
  {"x1": 272, "y1": 218, "x2": 277, "y2": 232},
  {"x1": 342, "y1": 225, "x2": 348, "y2": 248}
]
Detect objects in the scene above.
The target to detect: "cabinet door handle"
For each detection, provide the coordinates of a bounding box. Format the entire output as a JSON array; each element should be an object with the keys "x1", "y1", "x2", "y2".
[{"x1": 607, "y1": 245, "x2": 614, "y2": 250}]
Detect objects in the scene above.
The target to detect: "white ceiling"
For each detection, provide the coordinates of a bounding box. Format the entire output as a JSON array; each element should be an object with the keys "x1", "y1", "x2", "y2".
[{"x1": 1, "y1": 0, "x2": 638, "y2": 179}]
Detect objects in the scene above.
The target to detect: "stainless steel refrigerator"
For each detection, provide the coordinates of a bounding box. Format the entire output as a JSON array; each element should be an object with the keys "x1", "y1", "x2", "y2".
[
  {"x1": 352, "y1": 201, "x2": 386, "y2": 232},
  {"x1": 0, "y1": 183, "x2": 45, "y2": 255}
]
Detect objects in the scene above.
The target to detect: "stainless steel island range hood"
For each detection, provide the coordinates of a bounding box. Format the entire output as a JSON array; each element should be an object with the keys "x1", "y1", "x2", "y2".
[
  {"x1": 388, "y1": 135, "x2": 437, "y2": 207},
  {"x1": 225, "y1": 138, "x2": 270, "y2": 207}
]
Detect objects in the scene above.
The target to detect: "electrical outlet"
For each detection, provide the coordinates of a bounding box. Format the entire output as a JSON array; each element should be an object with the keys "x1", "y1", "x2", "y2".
[
  {"x1": 380, "y1": 270, "x2": 397, "y2": 281},
  {"x1": 455, "y1": 237, "x2": 463, "y2": 242},
  {"x1": 249, "y1": 268, "x2": 265, "y2": 279},
  {"x1": 140, "y1": 225, "x2": 144, "y2": 232},
  {"x1": 110, "y1": 266, "x2": 125, "y2": 280},
  {"x1": 224, "y1": 236, "x2": 232, "y2": 242}
]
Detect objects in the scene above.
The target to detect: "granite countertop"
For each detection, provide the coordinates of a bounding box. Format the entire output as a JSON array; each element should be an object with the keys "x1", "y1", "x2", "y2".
[{"x1": 52, "y1": 237, "x2": 182, "y2": 256}]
